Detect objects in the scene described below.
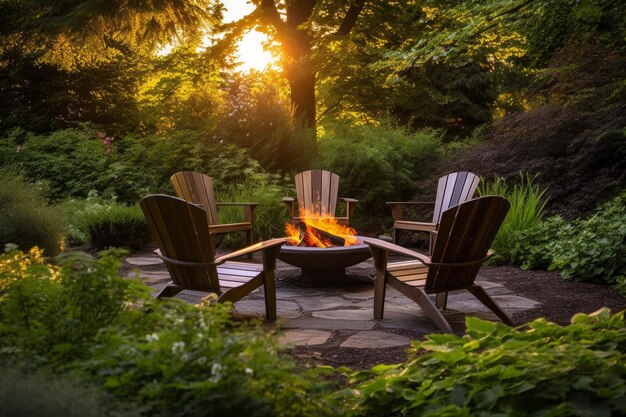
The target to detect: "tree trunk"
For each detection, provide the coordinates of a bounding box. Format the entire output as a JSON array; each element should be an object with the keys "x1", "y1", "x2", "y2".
[{"x1": 284, "y1": 50, "x2": 316, "y2": 129}]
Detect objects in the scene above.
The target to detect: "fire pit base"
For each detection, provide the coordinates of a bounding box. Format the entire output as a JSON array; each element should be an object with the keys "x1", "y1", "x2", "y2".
[{"x1": 278, "y1": 236, "x2": 372, "y2": 286}]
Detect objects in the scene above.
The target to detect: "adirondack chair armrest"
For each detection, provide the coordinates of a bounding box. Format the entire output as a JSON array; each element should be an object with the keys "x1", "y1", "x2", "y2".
[
  {"x1": 362, "y1": 237, "x2": 492, "y2": 268},
  {"x1": 360, "y1": 237, "x2": 432, "y2": 265},
  {"x1": 214, "y1": 238, "x2": 288, "y2": 264},
  {"x1": 215, "y1": 202, "x2": 259, "y2": 222},
  {"x1": 338, "y1": 197, "x2": 359, "y2": 218},
  {"x1": 386, "y1": 201, "x2": 435, "y2": 221},
  {"x1": 282, "y1": 197, "x2": 296, "y2": 217}
]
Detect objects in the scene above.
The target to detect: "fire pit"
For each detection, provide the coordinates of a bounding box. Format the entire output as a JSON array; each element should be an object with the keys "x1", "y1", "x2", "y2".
[{"x1": 278, "y1": 212, "x2": 372, "y2": 285}]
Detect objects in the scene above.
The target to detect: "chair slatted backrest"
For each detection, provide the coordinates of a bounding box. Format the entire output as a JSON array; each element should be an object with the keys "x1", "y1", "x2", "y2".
[
  {"x1": 432, "y1": 172, "x2": 480, "y2": 224},
  {"x1": 295, "y1": 169, "x2": 340, "y2": 217},
  {"x1": 171, "y1": 171, "x2": 220, "y2": 225},
  {"x1": 425, "y1": 196, "x2": 510, "y2": 293},
  {"x1": 140, "y1": 194, "x2": 221, "y2": 292}
]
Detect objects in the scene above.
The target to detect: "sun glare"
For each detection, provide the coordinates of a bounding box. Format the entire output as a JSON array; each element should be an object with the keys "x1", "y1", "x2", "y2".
[{"x1": 224, "y1": 0, "x2": 279, "y2": 72}]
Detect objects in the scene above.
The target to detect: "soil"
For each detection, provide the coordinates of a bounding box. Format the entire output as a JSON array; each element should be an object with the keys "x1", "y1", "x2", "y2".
[{"x1": 283, "y1": 265, "x2": 626, "y2": 370}]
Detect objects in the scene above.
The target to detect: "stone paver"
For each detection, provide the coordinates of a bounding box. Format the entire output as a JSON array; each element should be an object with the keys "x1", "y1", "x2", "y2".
[
  {"x1": 296, "y1": 296, "x2": 353, "y2": 312},
  {"x1": 312, "y1": 309, "x2": 372, "y2": 321},
  {"x1": 279, "y1": 329, "x2": 332, "y2": 346},
  {"x1": 125, "y1": 256, "x2": 163, "y2": 266},
  {"x1": 125, "y1": 254, "x2": 542, "y2": 351},
  {"x1": 340, "y1": 331, "x2": 411, "y2": 348}
]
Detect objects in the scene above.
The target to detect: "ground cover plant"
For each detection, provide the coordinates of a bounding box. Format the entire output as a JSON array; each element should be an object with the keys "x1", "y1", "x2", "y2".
[
  {"x1": 510, "y1": 192, "x2": 626, "y2": 287},
  {"x1": 346, "y1": 309, "x2": 626, "y2": 416}
]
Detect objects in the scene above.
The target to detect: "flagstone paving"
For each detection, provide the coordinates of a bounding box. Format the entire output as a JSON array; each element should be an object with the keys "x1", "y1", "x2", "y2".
[{"x1": 123, "y1": 253, "x2": 541, "y2": 350}]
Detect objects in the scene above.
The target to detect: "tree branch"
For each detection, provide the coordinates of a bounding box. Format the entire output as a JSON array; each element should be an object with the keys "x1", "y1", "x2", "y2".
[{"x1": 336, "y1": 0, "x2": 367, "y2": 36}]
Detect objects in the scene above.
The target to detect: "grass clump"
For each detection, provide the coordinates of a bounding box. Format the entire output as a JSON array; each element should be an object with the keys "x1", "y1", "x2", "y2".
[
  {"x1": 0, "y1": 168, "x2": 64, "y2": 255},
  {"x1": 478, "y1": 173, "x2": 548, "y2": 261}
]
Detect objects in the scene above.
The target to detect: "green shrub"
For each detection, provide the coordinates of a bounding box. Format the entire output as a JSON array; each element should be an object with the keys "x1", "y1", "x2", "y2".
[
  {"x1": 0, "y1": 248, "x2": 335, "y2": 417},
  {"x1": 0, "y1": 169, "x2": 64, "y2": 255},
  {"x1": 348, "y1": 309, "x2": 626, "y2": 417},
  {"x1": 511, "y1": 192, "x2": 626, "y2": 284},
  {"x1": 61, "y1": 196, "x2": 151, "y2": 250},
  {"x1": 218, "y1": 172, "x2": 291, "y2": 248},
  {"x1": 85, "y1": 205, "x2": 151, "y2": 250},
  {"x1": 0, "y1": 366, "x2": 138, "y2": 417},
  {"x1": 0, "y1": 248, "x2": 140, "y2": 360},
  {"x1": 1, "y1": 127, "x2": 276, "y2": 204},
  {"x1": 317, "y1": 121, "x2": 445, "y2": 215},
  {"x1": 479, "y1": 173, "x2": 548, "y2": 261}
]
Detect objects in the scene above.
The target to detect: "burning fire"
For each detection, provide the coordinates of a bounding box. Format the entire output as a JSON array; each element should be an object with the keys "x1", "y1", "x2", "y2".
[{"x1": 286, "y1": 210, "x2": 358, "y2": 248}]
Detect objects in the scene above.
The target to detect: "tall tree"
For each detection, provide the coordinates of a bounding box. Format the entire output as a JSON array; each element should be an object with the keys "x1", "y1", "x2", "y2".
[{"x1": 251, "y1": 0, "x2": 367, "y2": 131}]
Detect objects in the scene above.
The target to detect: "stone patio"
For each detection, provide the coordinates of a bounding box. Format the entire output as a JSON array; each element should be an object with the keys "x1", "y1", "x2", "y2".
[{"x1": 124, "y1": 253, "x2": 540, "y2": 350}]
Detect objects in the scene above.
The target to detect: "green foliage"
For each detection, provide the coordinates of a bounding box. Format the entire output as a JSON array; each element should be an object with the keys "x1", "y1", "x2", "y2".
[
  {"x1": 510, "y1": 193, "x2": 626, "y2": 284},
  {"x1": 0, "y1": 168, "x2": 64, "y2": 255},
  {"x1": 215, "y1": 72, "x2": 316, "y2": 172},
  {"x1": 1, "y1": 127, "x2": 280, "y2": 204},
  {"x1": 348, "y1": 309, "x2": 626, "y2": 417},
  {"x1": 218, "y1": 172, "x2": 291, "y2": 248},
  {"x1": 86, "y1": 205, "x2": 151, "y2": 251},
  {"x1": 4, "y1": 128, "x2": 112, "y2": 199},
  {"x1": 479, "y1": 173, "x2": 548, "y2": 261},
  {"x1": 0, "y1": 366, "x2": 138, "y2": 417},
  {"x1": 0, "y1": 248, "x2": 140, "y2": 361},
  {"x1": 60, "y1": 196, "x2": 151, "y2": 250},
  {"x1": 317, "y1": 121, "x2": 445, "y2": 215},
  {"x1": 0, "y1": 247, "x2": 336, "y2": 417}
]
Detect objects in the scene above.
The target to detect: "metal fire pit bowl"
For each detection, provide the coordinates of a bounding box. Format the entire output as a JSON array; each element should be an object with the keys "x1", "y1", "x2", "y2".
[{"x1": 278, "y1": 236, "x2": 372, "y2": 285}]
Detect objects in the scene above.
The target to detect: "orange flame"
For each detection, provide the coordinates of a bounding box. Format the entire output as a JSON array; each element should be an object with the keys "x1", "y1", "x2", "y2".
[{"x1": 285, "y1": 209, "x2": 358, "y2": 247}]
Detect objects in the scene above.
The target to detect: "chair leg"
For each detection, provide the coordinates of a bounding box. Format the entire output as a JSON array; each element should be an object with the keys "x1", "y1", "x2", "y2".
[
  {"x1": 392, "y1": 228, "x2": 398, "y2": 244},
  {"x1": 262, "y1": 247, "x2": 279, "y2": 322},
  {"x1": 370, "y1": 247, "x2": 388, "y2": 319},
  {"x1": 467, "y1": 284, "x2": 514, "y2": 326},
  {"x1": 246, "y1": 230, "x2": 253, "y2": 259},
  {"x1": 388, "y1": 278, "x2": 453, "y2": 333},
  {"x1": 156, "y1": 284, "x2": 183, "y2": 299},
  {"x1": 435, "y1": 292, "x2": 449, "y2": 310}
]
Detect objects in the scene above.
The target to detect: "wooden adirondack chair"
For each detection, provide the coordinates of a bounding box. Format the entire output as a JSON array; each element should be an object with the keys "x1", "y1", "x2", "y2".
[
  {"x1": 171, "y1": 171, "x2": 258, "y2": 250},
  {"x1": 387, "y1": 171, "x2": 480, "y2": 253},
  {"x1": 283, "y1": 169, "x2": 358, "y2": 225},
  {"x1": 363, "y1": 196, "x2": 513, "y2": 333},
  {"x1": 140, "y1": 194, "x2": 286, "y2": 321}
]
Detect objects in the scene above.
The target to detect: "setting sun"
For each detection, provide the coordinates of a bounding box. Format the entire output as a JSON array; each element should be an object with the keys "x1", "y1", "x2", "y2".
[
  {"x1": 235, "y1": 28, "x2": 278, "y2": 72},
  {"x1": 223, "y1": 1, "x2": 279, "y2": 72}
]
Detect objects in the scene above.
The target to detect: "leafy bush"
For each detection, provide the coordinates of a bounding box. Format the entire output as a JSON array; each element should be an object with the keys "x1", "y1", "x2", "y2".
[
  {"x1": 0, "y1": 248, "x2": 138, "y2": 360},
  {"x1": 348, "y1": 309, "x2": 626, "y2": 417},
  {"x1": 478, "y1": 173, "x2": 548, "y2": 261},
  {"x1": 4, "y1": 128, "x2": 110, "y2": 200},
  {"x1": 0, "y1": 169, "x2": 64, "y2": 255},
  {"x1": 218, "y1": 172, "x2": 291, "y2": 248},
  {"x1": 511, "y1": 192, "x2": 626, "y2": 284},
  {"x1": 318, "y1": 121, "x2": 445, "y2": 215},
  {"x1": 1, "y1": 127, "x2": 280, "y2": 204},
  {"x1": 0, "y1": 248, "x2": 335, "y2": 417},
  {"x1": 61, "y1": 196, "x2": 151, "y2": 250},
  {"x1": 86, "y1": 205, "x2": 151, "y2": 250}
]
